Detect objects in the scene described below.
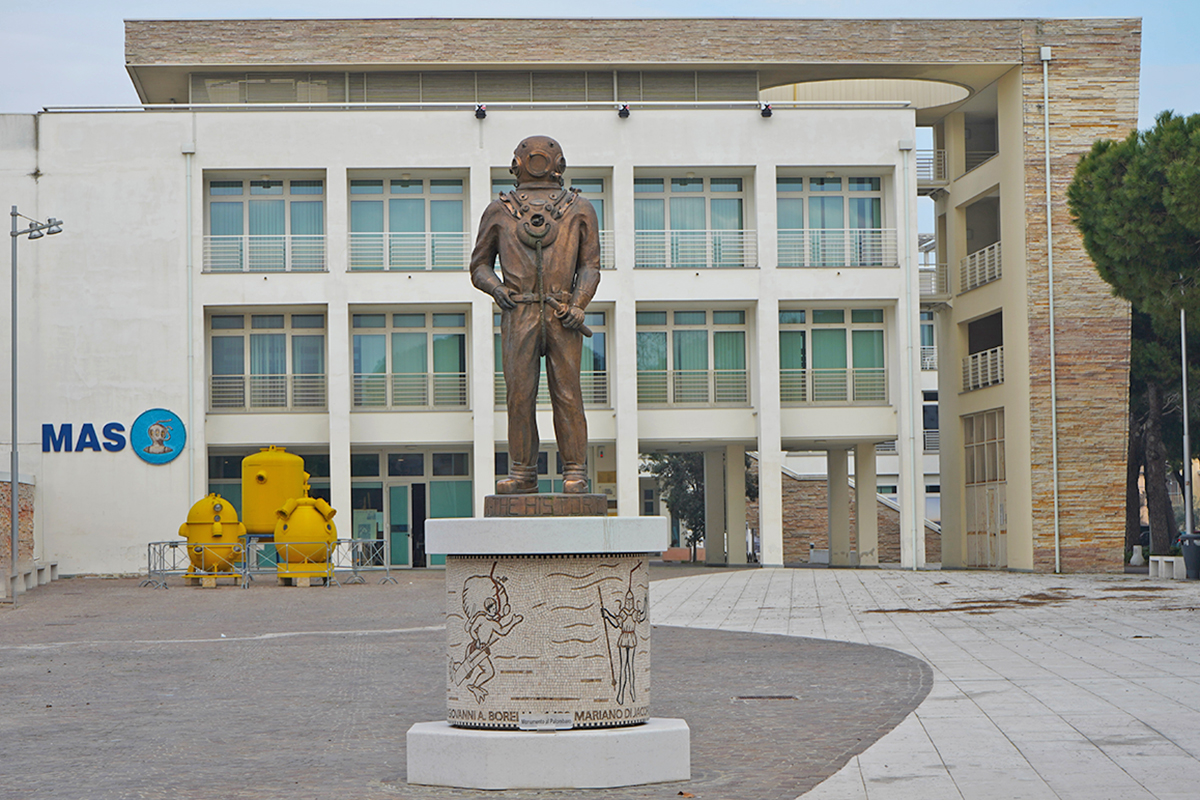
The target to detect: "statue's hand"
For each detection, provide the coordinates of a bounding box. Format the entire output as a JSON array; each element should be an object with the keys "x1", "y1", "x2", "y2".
[
  {"x1": 556, "y1": 304, "x2": 585, "y2": 330},
  {"x1": 492, "y1": 285, "x2": 517, "y2": 310}
]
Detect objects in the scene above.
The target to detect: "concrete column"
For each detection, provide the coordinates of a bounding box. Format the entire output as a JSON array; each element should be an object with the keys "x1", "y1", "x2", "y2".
[
  {"x1": 704, "y1": 449, "x2": 727, "y2": 564},
  {"x1": 611, "y1": 160, "x2": 640, "y2": 517},
  {"x1": 855, "y1": 443, "x2": 879, "y2": 566},
  {"x1": 327, "y1": 299, "x2": 352, "y2": 525},
  {"x1": 753, "y1": 161, "x2": 785, "y2": 566},
  {"x1": 471, "y1": 293, "x2": 496, "y2": 514},
  {"x1": 828, "y1": 448, "x2": 851, "y2": 566},
  {"x1": 726, "y1": 443, "x2": 747, "y2": 564}
]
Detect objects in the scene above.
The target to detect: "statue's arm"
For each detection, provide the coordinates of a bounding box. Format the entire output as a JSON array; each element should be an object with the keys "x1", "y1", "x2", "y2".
[
  {"x1": 569, "y1": 199, "x2": 602, "y2": 311},
  {"x1": 469, "y1": 204, "x2": 504, "y2": 296}
]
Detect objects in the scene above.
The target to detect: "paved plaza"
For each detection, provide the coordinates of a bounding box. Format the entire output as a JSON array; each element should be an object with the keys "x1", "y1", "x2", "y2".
[{"x1": 1, "y1": 566, "x2": 1198, "y2": 799}]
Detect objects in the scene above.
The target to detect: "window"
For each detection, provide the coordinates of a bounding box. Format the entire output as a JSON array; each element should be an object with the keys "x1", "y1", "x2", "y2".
[
  {"x1": 352, "y1": 311, "x2": 468, "y2": 409},
  {"x1": 348, "y1": 175, "x2": 467, "y2": 270},
  {"x1": 634, "y1": 176, "x2": 752, "y2": 268},
  {"x1": 636, "y1": 309, "x2": 748, "y2": 405},
  {"x1": 776, "y1": 175, "x2": 891, "y2": 267},
  {"x1": 963, "y1": 312, "x2": 1004, "y2": 391},
  {"x1": 205, "y1": 176, "x2": 325, "y2": 272},
  {"x1": 920, "y1": 310, "x2": 937, "y2": 370},
  {"x1": 779, "y1": 308, "x2": 886, "y2": 403},
  {"x1": 494, "y1": 311, "x2": 609, "y2": 406},
  {"x1": 208, "y1": 312, "x2": 326, "y2": 411}
]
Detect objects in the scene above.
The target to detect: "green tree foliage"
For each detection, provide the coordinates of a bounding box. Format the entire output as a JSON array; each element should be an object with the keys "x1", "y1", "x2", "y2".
[{"x1": 1068, "y1": 111, "x2": 1200, "y2": 553}]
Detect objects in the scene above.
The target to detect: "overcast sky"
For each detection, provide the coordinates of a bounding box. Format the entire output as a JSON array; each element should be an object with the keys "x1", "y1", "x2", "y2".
[{"x1": 1, "y1": 0, "x2": 1196, "y2": 130}]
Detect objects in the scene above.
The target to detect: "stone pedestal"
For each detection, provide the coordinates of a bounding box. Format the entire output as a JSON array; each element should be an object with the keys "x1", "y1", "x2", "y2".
[{"x1": 408, "y1": 505, "x2": 689, "y2": 789}]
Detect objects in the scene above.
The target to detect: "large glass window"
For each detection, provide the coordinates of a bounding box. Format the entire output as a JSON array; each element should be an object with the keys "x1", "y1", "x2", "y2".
[
  {"x1": 776, "y1": 175, "x2": 888, "y2": 267},
  {"x1": 352, "y1": 311, "x2": 468, "y2": 409},
  {"x1": 208, "y1": 312, "x2": 326, "y2": 411},
  {"x1": 636, "y1": 309, "x2": 748, "y2": 405},
  {"x1": 205, "y1": 177, "x2": 325, "y2": 272},
  {"x1": 779, "y1": 308, "x2": 886, "y2": 403},
  {"x1": 634, "y1": 176, "x2": 751, "y2": 268},
  {"x1": 348, "y1": 175, "x2": 467, "y2": 270}
]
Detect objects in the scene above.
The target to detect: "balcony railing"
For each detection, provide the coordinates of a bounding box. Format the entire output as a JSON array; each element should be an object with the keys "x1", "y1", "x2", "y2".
[
  {"x1": 919, "y1": 263, "x2": 950, "y2": 297},
  {"x1": 777, "y1": 229, "x2": 898, "y2": 268},
  {"x1": 960, "y1": 241, "x2": 1001, "y2": 292},
  {"x1": 780, "y1": 368, "x2": 887, "y2": 404},
  {"x1": 598, "y1": 231, "x2": 615, "y2": 269},
  {"x1": 493, "y1": 370, "x2": 610, "y2": 407},
  {"x1": 353, "y1": 372, "x2": 468, "y2": 409},
  {"x1": 962, "y1": 346, "x2": 1004, "y2": 392},
  {"x1": 920, "y1": 345, "x2": 938, "y2": 371},
  {"x1": 203, "y1": 235, "x2": 326, "y2": 273},
  {"x1": 924, "y1": 429, "x2": 941, "y2": 452},
  {"x1": 348, "y1": 232, "x2": 472, "y2": 271},
  {"x1": 965, "y1": 150, "x2": 998, "y2": 172},
  {"x1": 916, "y1": 150, "x2": 948, "y2": 182},
  {"x1": 637, "y1": 369, "x2": 749, "y2": 405},
  {"x1": 209, "y1": 374, "x2": 327, "y2": 411},
  {"x1": 634, "y1": 229, "x2": 756, "y2": 269}
]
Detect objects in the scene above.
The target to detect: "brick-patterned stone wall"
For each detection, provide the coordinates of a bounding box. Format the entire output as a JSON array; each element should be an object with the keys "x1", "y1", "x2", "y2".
[
  {"x1": 745, "y1": 461, "x2": 940, "y2": 566},
  {"x1": 126, "y1": 18, "x2": 1030, "y2": 67},
  {"x1": 1019, "y1": 20, "x2": 1138, "y2": 572},
  {"x1": 0, "y1": 480, "x2": 35, "y2": 565}
]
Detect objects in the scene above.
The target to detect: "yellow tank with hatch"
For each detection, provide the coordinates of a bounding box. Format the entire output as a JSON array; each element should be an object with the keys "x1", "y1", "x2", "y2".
[
  {"x1": 242, "y1": 446, "x2": 309, "y2": 537},
  {"x1": 274, "y1": 496, "x2": 338, "y2": 569},
  {"x1": 178, "y1": 493, "x2": 246, "y2": 572}
]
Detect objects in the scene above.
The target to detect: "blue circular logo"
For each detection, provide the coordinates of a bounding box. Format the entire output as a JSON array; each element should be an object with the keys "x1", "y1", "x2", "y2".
[{"x1": 131, "y1": 408, "x2": 186, "y2": 465}]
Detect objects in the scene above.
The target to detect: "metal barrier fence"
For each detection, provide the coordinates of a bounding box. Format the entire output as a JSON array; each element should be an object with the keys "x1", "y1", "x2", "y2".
[{"x1": 143, "y1": 538, "x2": 400, "y2": 588}]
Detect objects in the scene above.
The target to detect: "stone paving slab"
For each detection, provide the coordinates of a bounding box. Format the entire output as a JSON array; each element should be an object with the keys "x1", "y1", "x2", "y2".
[
  {"x1": 652, "y1": 568, "x2": 1200, "y2": 800},
  {"x1": 0, "y1": 572, "x2": 928, "y2": 800}
]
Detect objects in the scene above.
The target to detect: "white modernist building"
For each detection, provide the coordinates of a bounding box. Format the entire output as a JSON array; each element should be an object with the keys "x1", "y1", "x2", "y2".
[{"x1": 0, "y1": 18, "x2": 1136, "y2": 579}]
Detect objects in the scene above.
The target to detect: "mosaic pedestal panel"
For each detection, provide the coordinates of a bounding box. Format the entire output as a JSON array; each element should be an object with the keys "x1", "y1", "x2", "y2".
[{"x1": 445, "y1": 552, "x2": 651, "y2": 729}]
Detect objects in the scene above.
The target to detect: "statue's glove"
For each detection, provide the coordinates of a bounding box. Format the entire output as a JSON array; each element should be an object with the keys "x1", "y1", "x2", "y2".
[
  {"x1": 492, "y1": 285, "x2": 517, "y2": 310},
  {"x1": 556, "y1": 304, "x2": 585, "y2": 330}
]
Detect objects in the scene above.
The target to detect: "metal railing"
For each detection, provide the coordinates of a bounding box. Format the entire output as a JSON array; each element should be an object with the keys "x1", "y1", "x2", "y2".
[
  {"x1": 494, "y1": 370, "x2": 610, "y2": 407},
  {"x1": 636, "y1": 369, "x2": 749, "y2": 405},
  {"x1": 963, "y1": 346, "x2": 1004, "y2": 392},
  {"x1": 916, "y1": 149, "x2": 948, "y2": 182},
  {"x1": 779, "y1": 367, "x2": 887, "y2": 404},
  {"x1": 353, "y1": 372, "x2": 468, "y2": 409},
  {"x1": 203, "y1": 235, "x2": 326, "y2": 272},
  {"x1": 598, "y1": 230, "x2": 615, "y2": 269},
  {"x1": 634, "y1": 229, "x2": 757, "y2": 269},
  {"x1": 919, "y1": 263, "x2": 949, "y2": 296},
  {"x1": 920, "y1": 345, "x2": 938, "y2": 371},
  {"x1": 144, "y1": 538, "x2": 402, "y2": 588},
  {"x1": 777, "y1": 229, "x2": 898, "y2": 268},
  {"x1": 960, "y1": 241, "x2": 1002, "y2": 292},
  {"x1": 209, "y1": 374, "x2": 327, "y2": 411},
  {"x1": 348, "y1": 231, "x2": 472, "y2": 271},
  {"x1": 965, "y1": 150, "x2": 998, "y2": 172},
  {"x1": 924, "y1": 429, "x2": 941, "y2": 452}
]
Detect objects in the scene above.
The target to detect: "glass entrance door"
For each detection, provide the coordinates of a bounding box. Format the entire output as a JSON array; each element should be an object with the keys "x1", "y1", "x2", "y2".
[{"x1": 388, "y1": 485, "x2": 409, "y2": 566}]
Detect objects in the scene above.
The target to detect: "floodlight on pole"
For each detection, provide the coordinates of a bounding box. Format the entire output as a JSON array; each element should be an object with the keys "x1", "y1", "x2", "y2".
[{"x1": 8, "y1": 206, "x2": 63, "y2": 605}]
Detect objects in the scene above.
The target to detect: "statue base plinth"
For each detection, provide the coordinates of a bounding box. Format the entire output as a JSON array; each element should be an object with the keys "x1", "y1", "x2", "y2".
[
  {"x1": 426, "y1": 515, "x2": 666, "y2": 731},
  {"x1": 484, "y1": 492, "x2": 607, "y2": 517},
  {"x1": 406, "y1": 718, "x2": 690, "y2": 789}
]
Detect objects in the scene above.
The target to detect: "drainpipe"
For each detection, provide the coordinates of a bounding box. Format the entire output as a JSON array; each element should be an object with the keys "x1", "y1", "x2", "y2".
[{"x1": 1041, "y1": 46, "x2": 1062, "y2": 573}]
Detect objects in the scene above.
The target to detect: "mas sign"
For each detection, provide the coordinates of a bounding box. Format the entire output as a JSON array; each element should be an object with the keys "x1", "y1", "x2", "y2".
[{"x1": 43, "y1": 408, "x2": 186, "y2": 465}]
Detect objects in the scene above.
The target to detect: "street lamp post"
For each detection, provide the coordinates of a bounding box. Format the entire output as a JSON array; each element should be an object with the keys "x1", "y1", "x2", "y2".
[{"x1": 7, "y1": 206, "x2": 62, "y2": 605}]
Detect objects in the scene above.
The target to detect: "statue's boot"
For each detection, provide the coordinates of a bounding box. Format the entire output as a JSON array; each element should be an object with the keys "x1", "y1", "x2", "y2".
[
  {"x1": 496, "y1": 464, "x2": 538, "y2": 494},
  {"x1": 562, "y1": 463, "x2": 588, "y2": 494}
]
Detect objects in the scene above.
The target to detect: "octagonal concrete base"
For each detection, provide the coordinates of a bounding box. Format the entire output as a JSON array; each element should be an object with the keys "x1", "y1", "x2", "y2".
[{"x1": 406, "y1": 718, "x2": 690, "y2": 789}]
